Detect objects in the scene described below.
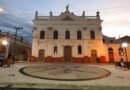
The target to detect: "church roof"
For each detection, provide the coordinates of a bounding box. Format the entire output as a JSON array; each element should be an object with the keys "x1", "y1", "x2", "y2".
[
  {"x1": 103, "y1": 35, "x2": 130, "y2": 44},
  {"x1": 117, "y1": 36, "x2": 130, "y2": 43},
  {"x1": 34, "y1": 5, "x2": 100, "y2": 21}
]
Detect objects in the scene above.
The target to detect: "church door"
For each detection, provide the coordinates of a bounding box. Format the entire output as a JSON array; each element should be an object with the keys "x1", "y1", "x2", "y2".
[
  {"x1": 91, "y1": 50, "x2": 97, "y2": 63},
  {"x1": 38, "y1": 50, "x2": 45, "y2": 61},
  {"x1": 64, "y1": 46, "x2": 72, "y2": 62}
]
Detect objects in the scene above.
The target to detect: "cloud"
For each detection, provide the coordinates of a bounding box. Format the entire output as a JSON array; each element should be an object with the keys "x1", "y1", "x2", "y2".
[
  {"x1": 0, "y1": 13, "x2": 33, "y2": 42},
  {"x1": 101, "y1": 13, "x2": 130, "y2": 38}
]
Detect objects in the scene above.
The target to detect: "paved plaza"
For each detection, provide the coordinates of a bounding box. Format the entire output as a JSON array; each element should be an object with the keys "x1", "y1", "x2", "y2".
[
  {"x1": 20, "y1": 63, "x2": 111, "y2": 81},
  {"x1": 0, "y1": 63, "x2": 130, "y2": 89}
]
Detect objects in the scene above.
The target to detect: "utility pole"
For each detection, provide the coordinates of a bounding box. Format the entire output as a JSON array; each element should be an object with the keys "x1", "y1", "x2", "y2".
[{"x1": 13, "y1": 27, "x2": 23, "y2": 63}]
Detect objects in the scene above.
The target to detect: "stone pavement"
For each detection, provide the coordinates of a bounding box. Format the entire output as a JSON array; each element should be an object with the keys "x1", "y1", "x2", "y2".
[
  {"x1": 20, "y1": 63, "x2": 111, "y2": 81},
  {"x1": 0, "y1": 63, "x2": 130, "y2": 90}
]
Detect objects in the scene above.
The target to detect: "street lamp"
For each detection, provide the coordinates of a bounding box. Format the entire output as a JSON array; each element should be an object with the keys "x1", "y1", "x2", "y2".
[
  {"x1": 13, "y1": 27, "x2": 23, "y2": 62},
  {"x1": 2, "y1": 40, "x2": 8, "y2": 45},
  {"x1": 2, "y1": 40, "x2": 8, "y2": 58},
  {"x1": 122, "y1": 42, "x2": 129, "y2": 69}
]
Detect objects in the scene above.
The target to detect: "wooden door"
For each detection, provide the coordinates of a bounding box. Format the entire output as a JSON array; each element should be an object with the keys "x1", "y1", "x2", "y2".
[
  {"x1": 91, "y1": 50, "x2": 97, "y2": 63},
  {"x1": 108, "y1": 52, "x2": 114, "y2": 63},
  {"x1": 38, "y1": 50, "x2": 45, "y2": 61},
  {"x1": 108, "y1": 48, "x2": 114, "y2": 63},
  {"x1": 64, "y1": 46, "x2": 72, "y2": 62}
]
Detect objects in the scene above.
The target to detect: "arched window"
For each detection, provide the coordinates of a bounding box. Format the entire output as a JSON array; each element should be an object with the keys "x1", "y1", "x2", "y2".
[
  {"x1": 54, "y1": 46, "x2": 57, "y2": 55},
  {"x1": 78, "y1": 45, "x2": 82, "y2": 54},
  {"x1": 90, "y1": 31, "x2": 95, "y2": 39},
  {"x1": 40, "y1": 31, "x2": 45, "y2": 39},
  {"x1": 65, "y1": 31, "x2": 70, "y2": 39},
  {"x1": 118, "y1": 47, "x2": 124, "y2": 56},
  {"x1": 53, "y1": 31, "x2": 58, "y2": 39},
  {"x1": 108, "y1": 47, "x2": 113, "y2": 52},
  {"x1": 77, "y1": 31, "x2": 82, "y2": 40}
]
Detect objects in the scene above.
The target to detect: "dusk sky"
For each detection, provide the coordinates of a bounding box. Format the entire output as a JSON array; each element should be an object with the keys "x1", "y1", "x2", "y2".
[{"x1": 0, "y1": 0, "x2": 130, "y2": 42}]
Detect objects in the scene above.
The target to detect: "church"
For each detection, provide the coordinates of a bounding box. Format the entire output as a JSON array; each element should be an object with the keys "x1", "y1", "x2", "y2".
[{"x1": 32, "y1": 5, "x2": 130, "y2": 63}]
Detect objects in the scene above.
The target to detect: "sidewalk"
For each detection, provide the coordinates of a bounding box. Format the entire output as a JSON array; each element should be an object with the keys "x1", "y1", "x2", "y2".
[{"x1": 0, "y1": 63, "x2": 130, "y2": 89}]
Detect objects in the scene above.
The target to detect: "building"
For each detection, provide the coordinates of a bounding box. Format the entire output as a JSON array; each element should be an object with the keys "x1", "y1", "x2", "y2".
[
  {"x1": 0, "y1": 31, "x2": 31, "y2": 61},
  {"x1": 104, "y1": 35, "x2": 130, "y2": 63},
  {"x1": 32, "y1": 6, "x2": 130, "y2": 63}
]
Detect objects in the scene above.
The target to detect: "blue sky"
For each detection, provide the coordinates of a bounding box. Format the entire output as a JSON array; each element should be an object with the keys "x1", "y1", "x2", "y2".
[{"x1": 0, "y1": 0, "x2": 130, "y2": 42}]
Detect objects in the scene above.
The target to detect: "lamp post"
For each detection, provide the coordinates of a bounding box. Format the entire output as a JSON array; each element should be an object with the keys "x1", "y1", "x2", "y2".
[
  {"x1": 14, "y1": 27, "x2": 23, "y2": 62},
  {"x1": 122, "y1": 42, "x2": 129, "y2": 69}
]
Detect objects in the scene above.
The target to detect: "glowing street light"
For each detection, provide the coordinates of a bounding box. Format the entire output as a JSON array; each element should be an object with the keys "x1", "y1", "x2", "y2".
[
  {"x1": 2, "y1": 40, "x2": 8, "y2": 58},
  {"x1": 122, "y1": 42, "x2": 128, "y2": 48},
  {"x1": 0, "y1": 8, "x2": 3, "y2": 12},
  {"x1": 122, "y1": 42, "x2": 129, "y2": 69},
  {"x1": 2, "y1": 40, "x2": 8, "y2": 46}
]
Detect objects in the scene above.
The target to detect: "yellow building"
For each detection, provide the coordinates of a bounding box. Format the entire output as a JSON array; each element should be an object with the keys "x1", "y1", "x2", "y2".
[{"x1": 0, "y1": 31, "x2": 31, "y2": 61}]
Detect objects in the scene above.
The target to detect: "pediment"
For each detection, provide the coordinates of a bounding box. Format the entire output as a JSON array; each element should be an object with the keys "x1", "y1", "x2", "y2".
[
  {"x1": 62, "y1": 16, "x2": 74, "y2": 21},
  {"x1": 58, "y1": 12, "x2": 83, "y2": 21}
]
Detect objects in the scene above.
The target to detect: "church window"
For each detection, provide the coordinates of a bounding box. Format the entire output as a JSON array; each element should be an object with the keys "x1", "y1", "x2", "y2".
[
  {"x1": 78, "y1": 45, "x2": 82, "y2": 54},
  {"x1": 77, "y1": 31, "x2": 82, "y2": 40},
  {"x1": 54, "y1": 31, "x2": 58, "y2": 39},
  {"x1": 66, "y1": 31, "x2": 70, "y2": 39},
  {"x1": 40, "y1": 31, "x2": 45, "y2": 39},
  {"x1": 90, "y1": 31, "x2": 95, "y2": 39}
]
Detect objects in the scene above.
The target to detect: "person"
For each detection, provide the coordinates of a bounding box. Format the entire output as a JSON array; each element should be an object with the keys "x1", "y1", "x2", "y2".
[
  {"x1": 119, "y1": 58, "x2": 124, "y2": 68},
  {"x1": 115, "y1": 58, "x2": 124, "y2": 68}
]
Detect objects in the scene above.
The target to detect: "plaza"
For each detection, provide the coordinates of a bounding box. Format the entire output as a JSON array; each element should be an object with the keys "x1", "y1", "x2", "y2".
[
  {"x1": 20, "y1": 63, "x2": 111, "y2": 81},
  {"x1": 0, "y1": 63, "x2": 130, "y2": 89},
  {"x1": 0, "y1": 0, "x2": 130, "y2": 90}
]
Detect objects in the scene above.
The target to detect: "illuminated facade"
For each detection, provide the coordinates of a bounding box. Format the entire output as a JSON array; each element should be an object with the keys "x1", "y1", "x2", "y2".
[{"x1": 32, "y1": 6, "x2": 130, "y2": 63}]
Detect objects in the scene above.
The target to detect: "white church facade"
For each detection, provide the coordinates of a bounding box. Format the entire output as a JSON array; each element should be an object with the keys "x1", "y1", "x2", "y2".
[{"x1": 32, "y1": 6, "x2": 130, "y2": 63}]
